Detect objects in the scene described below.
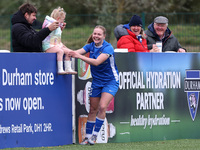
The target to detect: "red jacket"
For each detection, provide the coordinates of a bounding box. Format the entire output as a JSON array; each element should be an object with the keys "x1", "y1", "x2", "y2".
[{"x1": 117, "y1": 29, "x2": 149, "y2": 52}]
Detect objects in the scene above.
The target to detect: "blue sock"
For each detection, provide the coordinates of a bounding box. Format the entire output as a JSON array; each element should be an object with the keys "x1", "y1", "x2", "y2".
[
  {"x1": 93, "y1": 117, "x2": 104, "y2": 135},
  {"x1": 86, "y1": 121, "x2": 95, "y2": 136}
]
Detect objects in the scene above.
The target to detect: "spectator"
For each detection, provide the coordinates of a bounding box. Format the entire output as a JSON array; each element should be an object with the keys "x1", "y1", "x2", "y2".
[
  {"x1": 145, "y1": 16, "x2": 186, "y2": 52},
  {"x1": 11, "y1": 2, "x2": 59, "y2": 52},
  {"x1": 114, "y1": 15, "x2": 149, "y2": 52}
]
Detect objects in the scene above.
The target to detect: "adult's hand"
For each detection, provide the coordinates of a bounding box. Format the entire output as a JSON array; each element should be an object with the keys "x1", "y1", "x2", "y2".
[
  {"x1": 68, "y1": 51, "x2": 80, "y2": 58},
  {"x1": 177, "y1": 48, "x2": 186, "y2": 53},
  {"x1": 151, "y1": 44, "x2": 160, "y2": 52},
  {"x1": 48, "y1": 21, "x2": 59, "y2": 31}
]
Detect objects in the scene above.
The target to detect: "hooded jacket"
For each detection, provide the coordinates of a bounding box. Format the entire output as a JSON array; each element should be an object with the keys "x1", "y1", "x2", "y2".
[
  {"x1": 116, "y1": 24, "x2": 149, "y2": 52},
  {"x1": 42, "y1": 16, "x2": 63, "y2": 51},
  {"x1": 11, "y1": 10, "x2": 51, "y2": 52},
  {"x1": 145, "y1": 23, "x2": 184, "y2": 52}
]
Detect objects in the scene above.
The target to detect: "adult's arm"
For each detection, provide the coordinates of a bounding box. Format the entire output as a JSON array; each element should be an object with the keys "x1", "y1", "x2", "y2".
[
  {"x1": 177, "y1": 41, "x2": 186, "y2": 52},
  {"x1": 12, "y1": 24, "x2": 51, "y2": 49},
  {"x1": 117, "y1": 36, "x2": 135, "y2": 52},
  {"x1": 69, "y1": 49, "x2": 109, "y2": 66}
]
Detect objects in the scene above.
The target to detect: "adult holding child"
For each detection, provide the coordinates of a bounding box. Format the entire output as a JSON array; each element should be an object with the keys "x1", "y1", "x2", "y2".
[
  {"x1": 68, "y1": 25, "x2": 119, "y2": 145},
  {"x1": 11, "y1": 3, "x2": 59, "y2": 52}
]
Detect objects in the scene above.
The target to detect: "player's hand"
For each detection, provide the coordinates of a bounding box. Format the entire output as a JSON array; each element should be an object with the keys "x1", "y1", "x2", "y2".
[{"x1": 68, "y1": 51, "x2": 79, "y2": 58}]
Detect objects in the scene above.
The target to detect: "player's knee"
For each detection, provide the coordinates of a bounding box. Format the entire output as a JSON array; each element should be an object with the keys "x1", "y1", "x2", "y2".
[
  {"x1": 90, "y1": 106, "x2": 98, "y2": 114},
  {"x1": 98, "y1": 104, "x2": 107, "y2": 113}
]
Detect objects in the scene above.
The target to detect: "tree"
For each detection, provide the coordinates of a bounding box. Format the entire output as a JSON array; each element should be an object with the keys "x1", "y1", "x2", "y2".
[{"x1": 0, "y1": 0, "x2": 200, "y2": 16}]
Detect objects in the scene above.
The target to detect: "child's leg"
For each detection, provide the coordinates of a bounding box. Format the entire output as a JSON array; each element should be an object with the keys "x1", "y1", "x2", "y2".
[
  {"x1": 62, "y1": 47, "x2": 77, "y2": 74},
  {"x1": 46, "y1": 46, "x2": 64, "y2": 61},
  {"x1": 46, "y1": 47, "x2": 65, "y2": 74}
]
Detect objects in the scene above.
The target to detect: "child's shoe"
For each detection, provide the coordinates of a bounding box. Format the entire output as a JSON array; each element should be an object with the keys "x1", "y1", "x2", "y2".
[{"x1": 64, "y1": 60, "x2": 77, "y2": 74}]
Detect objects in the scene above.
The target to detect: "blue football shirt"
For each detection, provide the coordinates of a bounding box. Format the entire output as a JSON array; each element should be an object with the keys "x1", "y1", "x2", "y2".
[{"x1": 83, "y1": 40, "x2": 119, "y2": 84}]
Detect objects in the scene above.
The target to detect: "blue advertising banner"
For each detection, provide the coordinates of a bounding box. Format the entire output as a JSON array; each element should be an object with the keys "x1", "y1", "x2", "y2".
[
  {"x1": 0, "y1": 53, "x2": 72, "y2": 149},
  {"x1": 75, "y1": 52, "x2": 200, "y2": 143}
]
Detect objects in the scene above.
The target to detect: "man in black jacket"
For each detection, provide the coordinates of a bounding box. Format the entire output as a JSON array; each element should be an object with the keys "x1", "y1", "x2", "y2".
[{"x1": 11, "y1": 3, "x2": 59, "y2": 52}]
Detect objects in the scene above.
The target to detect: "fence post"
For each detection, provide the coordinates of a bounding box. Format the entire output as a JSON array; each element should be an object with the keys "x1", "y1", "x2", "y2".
[
  {"x1": 10, "y1": 15, "x2": 13, "y2": 52},
  {"x1": 141, "y1": 12, "x2": 145, "y2": 30}
]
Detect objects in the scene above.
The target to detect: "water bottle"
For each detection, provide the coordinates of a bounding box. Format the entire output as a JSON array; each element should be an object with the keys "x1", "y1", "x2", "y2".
[{"x1": 156, "y1": 41, "x2": 162, "y2": 52}]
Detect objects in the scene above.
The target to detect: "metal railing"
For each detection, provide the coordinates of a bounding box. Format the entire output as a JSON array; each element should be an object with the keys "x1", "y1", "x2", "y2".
[{"x1": 0, "y1": 12, "x2": 199, "y2": 52}]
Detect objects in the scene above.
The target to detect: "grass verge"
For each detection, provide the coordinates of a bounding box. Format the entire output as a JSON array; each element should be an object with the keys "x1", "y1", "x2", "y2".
[{"x1": 3, "y1": 139, "x2": 200, "y2": 150}]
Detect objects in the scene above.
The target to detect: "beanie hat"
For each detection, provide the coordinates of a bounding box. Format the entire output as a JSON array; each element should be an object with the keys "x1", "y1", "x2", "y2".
[{"x1": 129, "y1": 15, "x2": 143, "y2": 27}]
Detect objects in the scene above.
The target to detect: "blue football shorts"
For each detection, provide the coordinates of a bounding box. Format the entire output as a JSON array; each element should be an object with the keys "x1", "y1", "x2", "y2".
[{"x1": 90, "y1": 80, "x2": 119, "y2": 97}]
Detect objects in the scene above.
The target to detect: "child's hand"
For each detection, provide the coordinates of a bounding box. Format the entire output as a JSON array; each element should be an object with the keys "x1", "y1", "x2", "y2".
[{"x1": 61, "y1": 22, "x2": 66, "y2": 30}]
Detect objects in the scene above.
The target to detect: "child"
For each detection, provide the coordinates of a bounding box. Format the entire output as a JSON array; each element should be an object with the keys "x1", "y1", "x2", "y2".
[{"x1": 42, "y1": 7, "x2": 77, "y2": 74}]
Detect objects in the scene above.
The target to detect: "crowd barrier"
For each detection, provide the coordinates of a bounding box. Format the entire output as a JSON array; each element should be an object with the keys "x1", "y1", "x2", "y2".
[
  {"x1": 1, "y1": 51, "x2": 200, "y2": 148},
  {"x1": 0, "y1": 53, "x2": 73, "y2": 149},
  {"x1": 75, "y1": 50, "x2": 200, "y2": 143}
]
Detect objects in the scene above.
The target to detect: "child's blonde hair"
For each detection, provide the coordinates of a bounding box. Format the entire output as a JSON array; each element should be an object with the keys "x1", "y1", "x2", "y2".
[{"x1": 50, "y1": 7, "x2": 66, "y2": 20}]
